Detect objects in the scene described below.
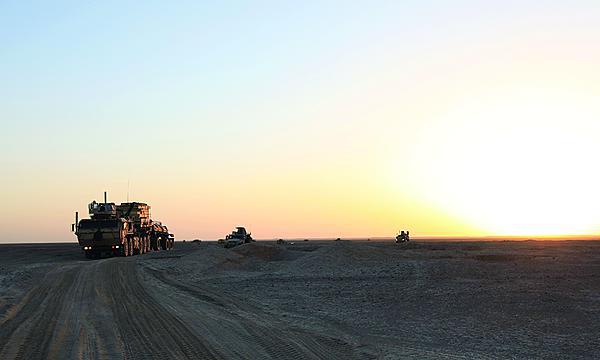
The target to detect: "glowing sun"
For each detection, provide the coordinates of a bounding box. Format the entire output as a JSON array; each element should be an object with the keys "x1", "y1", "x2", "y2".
[{"x1": 409, "y1": 90, "x2": 600, "y2": 236}]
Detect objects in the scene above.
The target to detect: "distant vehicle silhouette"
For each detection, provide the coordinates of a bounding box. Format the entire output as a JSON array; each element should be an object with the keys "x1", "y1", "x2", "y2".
[{"x1": 396, "y1": 230, "x2": 410, "y2": 243}]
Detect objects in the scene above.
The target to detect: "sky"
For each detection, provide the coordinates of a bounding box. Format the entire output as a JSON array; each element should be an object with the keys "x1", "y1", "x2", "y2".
[{"x1": 1, "y1": 1, "x2": 600, "y2": 243}]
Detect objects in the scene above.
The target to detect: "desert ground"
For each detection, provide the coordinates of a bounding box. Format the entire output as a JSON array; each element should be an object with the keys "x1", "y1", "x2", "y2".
[{"x1": 0, "y1": 239, "x2": 599, "y2": 359}]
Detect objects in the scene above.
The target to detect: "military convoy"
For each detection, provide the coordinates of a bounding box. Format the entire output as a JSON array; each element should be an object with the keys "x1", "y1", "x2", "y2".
[
  {"x1": 73, "y1": 192, "x2": 174, "y2": 258},
  {"x1": 73, "y1": 193, "x2": 413, "y2": 257}
]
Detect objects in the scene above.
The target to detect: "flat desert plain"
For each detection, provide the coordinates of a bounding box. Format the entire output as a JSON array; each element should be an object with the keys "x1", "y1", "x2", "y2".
[{"x1": 0, "y1": 240, "x2": 599, "y2": 359}]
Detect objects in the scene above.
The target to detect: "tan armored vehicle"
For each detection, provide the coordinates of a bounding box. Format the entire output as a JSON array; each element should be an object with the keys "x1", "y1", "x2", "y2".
[
  {"x1": 223, "y1": 227, "x2": 254, "y2": 248},
  {"x1": 72, "y1": 192, "x2": 174, "y2": 258}
]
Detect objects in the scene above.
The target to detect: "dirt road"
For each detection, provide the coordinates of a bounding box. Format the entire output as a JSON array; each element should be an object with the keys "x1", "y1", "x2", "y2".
[{"x1": 0, "y1": 248, "x2": 364, "y2": 360}]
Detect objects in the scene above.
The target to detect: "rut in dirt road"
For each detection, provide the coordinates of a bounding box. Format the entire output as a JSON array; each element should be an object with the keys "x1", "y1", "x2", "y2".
[
  {"x1": 0, "y1": 255, "x2": 365, "y2": 360},
  {"x1": 0, "y1": 258, "x2": 219, "y2": 360},
  {"x1": 139, "y1": 266, "x2": 364, "y2": 360}
]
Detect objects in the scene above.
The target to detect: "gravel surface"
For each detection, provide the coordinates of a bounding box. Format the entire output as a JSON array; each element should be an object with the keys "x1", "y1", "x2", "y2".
[{"x1": 1, "y1": 240, "x2": 599, "y2": 359}]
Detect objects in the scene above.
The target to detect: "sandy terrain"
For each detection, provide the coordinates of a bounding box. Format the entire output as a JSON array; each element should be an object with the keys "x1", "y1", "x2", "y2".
[{"x1": 1, "y1": 240, "x2": 599, "y2": 359}]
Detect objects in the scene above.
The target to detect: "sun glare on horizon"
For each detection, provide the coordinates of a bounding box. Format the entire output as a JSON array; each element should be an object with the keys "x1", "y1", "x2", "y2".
[{"x1": 400, "y1": 90, "x2": 600, "y2": 237}]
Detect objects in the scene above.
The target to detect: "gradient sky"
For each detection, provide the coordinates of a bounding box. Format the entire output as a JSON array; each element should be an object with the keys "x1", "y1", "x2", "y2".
[{"x1": 2, "y1": 1, "x2": 600, "y2": 243}]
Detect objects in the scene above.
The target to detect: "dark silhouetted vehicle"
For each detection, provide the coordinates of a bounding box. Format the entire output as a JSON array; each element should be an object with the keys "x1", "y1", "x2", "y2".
[{"x1": 396, "y1": 230, "x2": 410, "y2": 243}]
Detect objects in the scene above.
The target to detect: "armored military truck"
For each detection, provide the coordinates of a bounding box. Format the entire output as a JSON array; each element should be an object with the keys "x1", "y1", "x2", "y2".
[{"x1": 72, "y1": 192, "x2": 174, "y2": 258}]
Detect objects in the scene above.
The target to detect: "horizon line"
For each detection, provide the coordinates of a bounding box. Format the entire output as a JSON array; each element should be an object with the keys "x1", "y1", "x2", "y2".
[{"x1": 2, "y1": 234, "x2": 600, "y2": 245}]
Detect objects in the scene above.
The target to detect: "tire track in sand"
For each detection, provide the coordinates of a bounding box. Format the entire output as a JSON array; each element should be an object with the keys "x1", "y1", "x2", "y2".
[
  {"x1": 0, "y1": 258, "x2": 219, "y2": 360},
  {"x1": 140, "y1": 266, "x2": 369, "y2": 359}
]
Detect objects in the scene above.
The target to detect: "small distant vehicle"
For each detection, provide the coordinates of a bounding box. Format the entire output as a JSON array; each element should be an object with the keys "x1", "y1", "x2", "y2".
[
  {"x1": 223, "y1": 227, "x2": 254, "y2": 248},
  {"x1": 276, "y1": 239, "x2": 285, "y2": 245},
  {"x1": 396, "y1": 230, "x2": 410, "y2": 243}
]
